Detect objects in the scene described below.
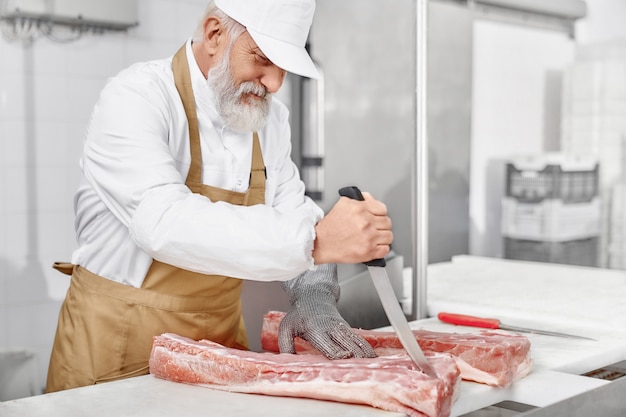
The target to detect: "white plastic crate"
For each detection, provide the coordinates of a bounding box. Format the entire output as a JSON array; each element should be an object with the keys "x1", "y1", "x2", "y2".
[
  {"x1": 502, "y1": 153, "x2": 601, "y2": 242},
  {"x1": 501, "y1": 197, "x2": 602, "y2": 242},
  {"x1": 505, "y1": 153, "x2": 599, "y2": 204}
]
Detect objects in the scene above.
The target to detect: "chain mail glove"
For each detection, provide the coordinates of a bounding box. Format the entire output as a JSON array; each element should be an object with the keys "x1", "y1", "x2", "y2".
[{"x1": 278, "y1": 263, "x2": 377, "y2": 359}]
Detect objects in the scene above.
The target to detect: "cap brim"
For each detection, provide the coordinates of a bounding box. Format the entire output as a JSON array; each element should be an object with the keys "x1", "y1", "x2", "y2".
[{"x1": 248, "y1": 29, "x2": 320, "y2": 80}]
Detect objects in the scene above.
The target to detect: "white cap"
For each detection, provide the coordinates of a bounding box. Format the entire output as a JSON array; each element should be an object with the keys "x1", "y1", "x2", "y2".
[{"x1": 215, "y1": 0, "x2": 320, "y2": 79}]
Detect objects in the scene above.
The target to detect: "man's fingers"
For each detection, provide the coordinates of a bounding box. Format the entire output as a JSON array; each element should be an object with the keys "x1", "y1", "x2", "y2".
[
  {"x1": 277, "y1": 319, "x2": 297, "y2": 354},
  {"x1": 330, "y1": 325, "x2": 377, "y2": 359},
  {"x1": 374, "y1": 214, "x2": 393, "y2": 232},
  {"x1": 314, "y1": 191, "x2": 394, "y2": 265},
  {"x1": 308, "y1": 332, "x2": 351, "y2": 359},
  {"x1": 362, "y1": 192, "x2": 389, "y2": 216}
]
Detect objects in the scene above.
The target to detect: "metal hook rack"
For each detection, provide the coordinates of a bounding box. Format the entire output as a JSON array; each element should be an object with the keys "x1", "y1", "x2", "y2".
[{"x1": 0, "y1": 0, "x2": 138, "y2": 42}]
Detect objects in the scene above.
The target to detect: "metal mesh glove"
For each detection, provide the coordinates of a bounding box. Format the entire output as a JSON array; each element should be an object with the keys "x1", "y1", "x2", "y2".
[{"x1": 278, "y1": 263, "x2": 377, "y2": 359}]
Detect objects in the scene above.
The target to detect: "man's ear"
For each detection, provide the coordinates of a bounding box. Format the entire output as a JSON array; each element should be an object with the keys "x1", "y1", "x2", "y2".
[{"x1": 203, "y1": 16, "x2": 226, "y2": 56}]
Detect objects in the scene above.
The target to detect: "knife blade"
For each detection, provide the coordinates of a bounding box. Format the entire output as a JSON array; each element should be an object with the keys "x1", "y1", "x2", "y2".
[
  {"x1": 339, "y1": 186, "x2": 438, "y2": 378},
  {"x1": 437, "y1": 312, "x2": 596, "y2": 341}
]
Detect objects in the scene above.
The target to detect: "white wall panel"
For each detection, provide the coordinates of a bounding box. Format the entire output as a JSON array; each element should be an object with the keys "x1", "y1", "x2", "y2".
[{"x1": 469, "y1": 20, "x2": 576, "y2": 257}]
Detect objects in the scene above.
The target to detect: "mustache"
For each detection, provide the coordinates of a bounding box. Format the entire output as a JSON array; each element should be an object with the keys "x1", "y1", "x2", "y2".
[{"x1": 238, "y1": 81, "x2": 270, "y2": 100}]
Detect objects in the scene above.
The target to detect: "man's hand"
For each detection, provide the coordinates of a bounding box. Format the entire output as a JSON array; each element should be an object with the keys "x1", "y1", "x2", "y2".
[
  {"x1": 278, "y1": 264, "x2": 377, "y2": 359},
  {"x1": 313, "y1": 192, "x2": 392, "y2": 265}
]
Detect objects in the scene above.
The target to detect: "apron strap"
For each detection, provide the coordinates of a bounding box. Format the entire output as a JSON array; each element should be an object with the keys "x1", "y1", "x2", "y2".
[
  {"x1": 251, "y1": 132, "x2": 266, "y2": 183},
  {"x1": 244, "y1": 132, "x2": 266, "y2": 205},
  {"x1": 172, "y1": 44, "x2": 203, "y2": 186},
  {"x1": 172, "y1": 43, "x2": 266, "y2": 196}
]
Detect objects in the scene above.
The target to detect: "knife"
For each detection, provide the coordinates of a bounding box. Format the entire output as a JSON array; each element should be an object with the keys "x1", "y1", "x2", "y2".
[
  {"x1": 437, "y1": 312, "x2": 596, "y2": 341},
  {"x1": 339, "y1": 186, "x2": 438, "y2": 378}
]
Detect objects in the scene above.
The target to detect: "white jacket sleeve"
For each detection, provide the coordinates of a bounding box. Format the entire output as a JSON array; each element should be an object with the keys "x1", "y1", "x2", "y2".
[{"x1": 81, "y1": 65, "x2": 323, "y2": 282}]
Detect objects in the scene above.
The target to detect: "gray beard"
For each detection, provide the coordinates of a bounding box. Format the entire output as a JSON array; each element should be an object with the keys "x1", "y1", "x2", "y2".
[{"x1": 208, "y1": 52, "x2": 272, "y2": 133}]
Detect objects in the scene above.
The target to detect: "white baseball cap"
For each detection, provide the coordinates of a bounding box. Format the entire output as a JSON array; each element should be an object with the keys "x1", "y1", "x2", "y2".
[{"x1": 215, "y1": 0, "x2": 320, "y2": 79}]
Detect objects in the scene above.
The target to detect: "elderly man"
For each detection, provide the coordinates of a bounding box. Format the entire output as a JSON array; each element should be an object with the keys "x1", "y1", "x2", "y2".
[{"x1": 46, "y1": 0, "x2": 392, "y2": 393}]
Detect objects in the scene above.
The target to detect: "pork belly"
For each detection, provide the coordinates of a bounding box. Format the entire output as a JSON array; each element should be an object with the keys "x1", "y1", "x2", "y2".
[
  {"x1": 150, "y1": 333, "x2": 461, "y2": 417},
  {"x1": 261, "y1": 311, "x2": 532, "y2": 388}
]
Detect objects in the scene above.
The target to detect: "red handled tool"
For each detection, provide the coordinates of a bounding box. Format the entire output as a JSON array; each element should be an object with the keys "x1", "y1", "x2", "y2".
[{"x1": 437, "y1": 312, "x2": 595, "y2": 341}]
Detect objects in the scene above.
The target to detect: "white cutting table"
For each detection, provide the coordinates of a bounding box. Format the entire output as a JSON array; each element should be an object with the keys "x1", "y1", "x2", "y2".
[
  {"x1": 423, "y1": 255, "x2": 626, "y2": 415},
  {"x1": 1, "y1": 256, "x2": 625, "y2": 417}
]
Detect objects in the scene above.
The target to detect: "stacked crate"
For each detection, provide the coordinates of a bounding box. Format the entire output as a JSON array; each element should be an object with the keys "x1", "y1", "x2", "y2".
[{"x1": 501, "y1": 154, "x2": 601, "y2": 267}]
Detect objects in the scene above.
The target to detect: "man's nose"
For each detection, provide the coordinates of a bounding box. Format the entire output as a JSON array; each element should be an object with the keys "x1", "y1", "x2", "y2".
[{"x1": 261, "y1": 64, "x2": 287, "y2": 94}]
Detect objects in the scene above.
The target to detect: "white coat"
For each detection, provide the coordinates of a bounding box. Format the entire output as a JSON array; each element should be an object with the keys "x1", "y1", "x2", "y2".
[{"x1": 70, "y1": 40, "x2": 323, "y2": 288}]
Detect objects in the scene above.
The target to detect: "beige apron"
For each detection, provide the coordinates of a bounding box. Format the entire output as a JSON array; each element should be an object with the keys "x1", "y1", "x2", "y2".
[{"x1": 46, "y1": 44, "x2": 266, "y2": 393}]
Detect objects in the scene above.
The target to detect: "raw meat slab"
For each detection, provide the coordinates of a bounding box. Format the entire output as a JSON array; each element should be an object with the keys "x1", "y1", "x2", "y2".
[
  {"x1": 261, "y1": 311, "x2": 532, "y2": 388},
  {"x1": 150, "y1": 333, "x2": 461, "y2": 417}
]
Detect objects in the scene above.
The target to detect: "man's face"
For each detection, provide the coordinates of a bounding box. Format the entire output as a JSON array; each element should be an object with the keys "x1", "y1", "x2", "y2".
[{"x1": 208, "y1": 31, "x2": 286, "y2": 133}]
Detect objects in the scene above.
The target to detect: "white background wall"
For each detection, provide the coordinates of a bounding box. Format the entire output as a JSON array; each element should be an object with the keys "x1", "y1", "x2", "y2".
[
  {"x1": 469, "y1": 21, "x2": 576, "y2": 257},
  {"x1": 576, "y1": 0, "x2": 626, "y2": 44},
  {"x1": 468, "y1": 0, "x2": 626, "y2": 258},
  {"x1": 0, "y1": 0, "x2": 209, "y2": 396}
]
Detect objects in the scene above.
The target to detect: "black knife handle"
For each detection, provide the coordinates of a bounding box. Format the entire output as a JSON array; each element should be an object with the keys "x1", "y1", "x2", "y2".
[{"x1": 338, "y1": 186, "x2": 387, "y2": 268}]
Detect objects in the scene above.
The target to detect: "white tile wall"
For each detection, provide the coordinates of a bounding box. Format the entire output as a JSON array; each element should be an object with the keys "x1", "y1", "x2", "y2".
[
  {"x1": 561, "y1": 39, "x2": 626, "y2": 269},
  {"x1": 609, "y1": 184, "x2": 626, "y2": 269},
  {"x1": 0, "y1": 0, "x2": 209, "y2": 396}
]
